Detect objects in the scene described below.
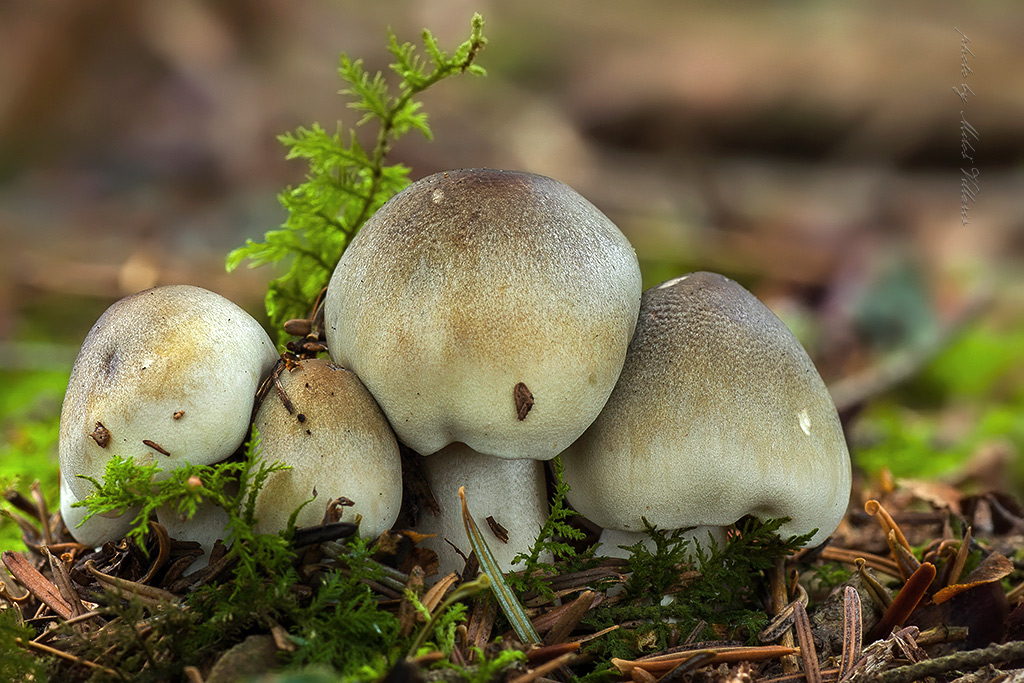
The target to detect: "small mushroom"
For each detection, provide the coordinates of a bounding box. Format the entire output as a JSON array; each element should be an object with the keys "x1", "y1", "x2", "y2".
[
  {"x1": 560, "y1": 272, "x2": 852, "y2": 556},
  {"x1": 323, "y1": 168, "x2": 643, "y2": 573},
  {"x1": 251, "y1": 358, "x2": 402, "y2": 538},
  {"x1": 58, "y1": 285, "x2": 278, "y2": 548}
]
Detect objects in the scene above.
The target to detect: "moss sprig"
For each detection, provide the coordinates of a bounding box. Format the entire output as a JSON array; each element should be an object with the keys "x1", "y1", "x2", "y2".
[
  {"x1": 61, "y1": 434, "x2": 409, "y2": 680},
  {"x1": 0, "y1": 609, "x2": 49, "y2": 682},
  {"x1": 582, "y1": 518, "x2": 814, "y2": 661},
  {"x1": 73, "y1": 430, "x2": 289, "y2": 556},
  {"x1": 506, "y1": 456, "x2": 594, "y2": 601}
]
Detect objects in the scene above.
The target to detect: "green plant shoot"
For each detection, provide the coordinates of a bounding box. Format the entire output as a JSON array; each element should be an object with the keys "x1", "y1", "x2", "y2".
[{"x1": 226, "y1": 15, "x2": 487, "y2": 343}]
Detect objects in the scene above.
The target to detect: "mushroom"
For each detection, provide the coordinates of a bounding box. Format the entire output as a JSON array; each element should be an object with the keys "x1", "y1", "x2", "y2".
[
  {"x1": 156, "y1": 479, "x2": 238, "y2": 571},
  {"x1": 59, "y1": 284, "x2": 278, "y2": 549},
  {"x1": 323, "y1": 168, "x2": 642, "y2": 573},
  {"x1": 251, "y1": 358, "x2": 402, "y2": 538},
  {"x1": 560, "y1": 272, "x2": 851, "y2": 557}
]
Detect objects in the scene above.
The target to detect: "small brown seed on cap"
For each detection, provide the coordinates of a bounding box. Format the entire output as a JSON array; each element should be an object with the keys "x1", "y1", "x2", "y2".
[
  {"x1": 513, "y1": 382, "x2": 534, "y2": 421},
  {"x1": 142, "y1": 440, "x2": 170, "y2": 456},
  {"x1": 486, "y1": 516, "x2": 510, "y2": 543},
  {"x1": 89, "y1": 422, "x2": 111, "y2": 448},
  {"x1": 283, "y1": 319, "x2": 312, "y2": 337}
]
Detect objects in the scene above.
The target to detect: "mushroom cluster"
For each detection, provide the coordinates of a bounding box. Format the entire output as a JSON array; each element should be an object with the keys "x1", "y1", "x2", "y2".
[{"x1": 58, "y1": 169, "x2": 851, "y2": 581}]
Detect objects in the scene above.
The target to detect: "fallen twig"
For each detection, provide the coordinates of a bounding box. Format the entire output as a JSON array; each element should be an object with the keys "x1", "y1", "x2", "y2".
[
  {"x1": 2, "y1": 550, "x2": 74, "y2": 619},
  {"x1": 838, "y1": 586, "x2": 862, "y2": 682},
  {"x1": 793, "y1": 601, "x2": 821, "y2": 683},
  {"x1": 83, "y1": 559, "x2": 178, "y2": 605},
  {"x1": 612, "y1": 645, "x2": 800, "y2": 676},
  {"x1": 16, "y1": 636, "x2": 121, "y2": 677}
]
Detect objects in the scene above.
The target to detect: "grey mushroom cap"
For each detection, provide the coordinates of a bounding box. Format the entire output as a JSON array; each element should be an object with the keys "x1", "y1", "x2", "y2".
[
  {"x1": 560, "y1": 271, "x2": 851, "y2": 547},
  {"x1": 59, "y1": 285, "x2": 278, "y2": 503},
  {"x1": 252, "y1": 358, "x2": 402, "y2": 538},
  {"x1": 324, "y1": 168, "x2": 642, "y2": 460}
]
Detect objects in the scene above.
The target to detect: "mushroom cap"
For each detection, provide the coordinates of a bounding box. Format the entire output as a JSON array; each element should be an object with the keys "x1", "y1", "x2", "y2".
[
  {"x1": 251, "y1": 358, "x2": 402, "y2": 538},
  {"x1": 560, "y1": 272, "x2": 851, "y2": 547},
  {"x1": 59, "y1": 475, "x2": 137, "y2": 548},
  {"x1": 59, "y1": 285, "x2": 278, "y2": 501},
  {"x1": 324, "y1": 168, "x2": 642, "y2": 460}
]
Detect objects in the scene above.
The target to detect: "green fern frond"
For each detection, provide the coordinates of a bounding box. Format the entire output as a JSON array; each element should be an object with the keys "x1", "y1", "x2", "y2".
[
  {"x1": 227, "y1": 15, "x2": 487, "y2": 344},
  {"x1": 506, "y1": 456, "x2": 593, "y2": 601}
]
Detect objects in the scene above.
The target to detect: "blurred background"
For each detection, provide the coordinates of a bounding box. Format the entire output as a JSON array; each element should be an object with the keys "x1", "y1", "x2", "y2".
[{"x1": 1, "y1": 2, "x2": 1023, "y2": 499}]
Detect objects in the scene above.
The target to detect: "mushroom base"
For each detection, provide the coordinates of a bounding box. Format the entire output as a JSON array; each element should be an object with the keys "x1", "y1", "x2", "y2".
[{"x1": 156, "y1": 499, "x2": 232, "y2": 576}]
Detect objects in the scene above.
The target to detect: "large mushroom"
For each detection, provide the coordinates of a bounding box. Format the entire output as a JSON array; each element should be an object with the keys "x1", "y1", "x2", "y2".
[
  {"x1": 251, "y1": 358, "x2": 402, "y2": 538},
  {"x1": 560, "y1": 272, "x2": 851, "y2": 557},
  {"x1": 59, "y1": 285, "x2": 278, "y2": 550},
  {"x1": 323, "y1": 168, "x2": 642, "y2": 573}
]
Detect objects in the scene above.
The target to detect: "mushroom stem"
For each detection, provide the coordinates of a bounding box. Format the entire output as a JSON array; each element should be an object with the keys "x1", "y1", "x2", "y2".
[
  {"x1": 414, "y1": 443, "x2": 550, "y2": 578},
  {"x1": 155, "y1": 499, "x2": 232, "y2": 576}
]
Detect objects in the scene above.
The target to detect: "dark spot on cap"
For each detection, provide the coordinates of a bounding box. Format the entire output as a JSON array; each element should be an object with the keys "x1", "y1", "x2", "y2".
[
  {"x1": 514, "y1": 382, "x2": 534, "y2": 421},
  {"x1": 89, "y1": 422, "x2": 111, "y2": 448}
]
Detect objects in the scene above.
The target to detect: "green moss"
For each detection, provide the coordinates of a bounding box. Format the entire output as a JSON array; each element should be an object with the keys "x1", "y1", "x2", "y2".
[
  {"x1": 582, "y1": 518, "x2": 812, "y2": 661},
  {"x1": 0, "y1": 608, "x2": 50, "y2": 681},
  {"x1": 919, "y1": 321, "x2": 1024, "y2": 402},
  {"x1": 853, "y1": 320, "x2": 1024, "y2": 491},
  {"x1": 506, "y1": 456, "x2": 594, "y2": 601},
  {"x1": 0, "y1": 370, "x2": 64, "y2": 551}
]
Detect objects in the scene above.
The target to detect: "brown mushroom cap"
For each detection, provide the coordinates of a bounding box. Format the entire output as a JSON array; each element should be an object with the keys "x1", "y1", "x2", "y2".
[
  {"x1": 560, "y1": 272, "x2": 851, "y2": 547},
  {"x1": 251, "y1": 358, "x2": 402, "y2": 537},
  {"x1": 323, "y1": 168, "x2": 642, "y2": 460}
]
